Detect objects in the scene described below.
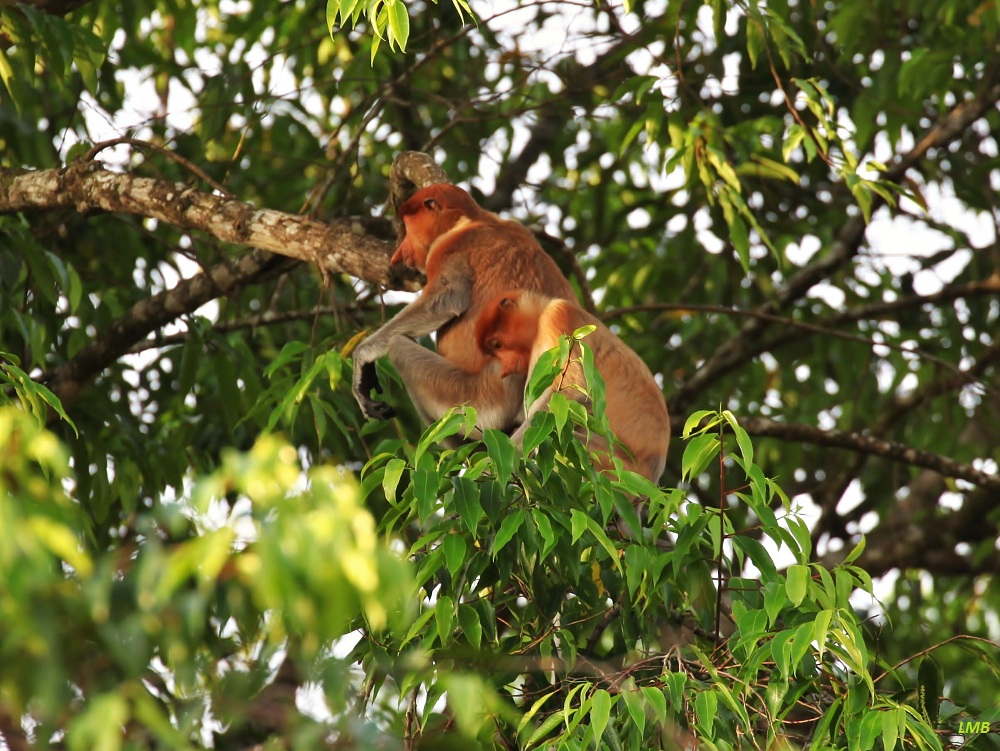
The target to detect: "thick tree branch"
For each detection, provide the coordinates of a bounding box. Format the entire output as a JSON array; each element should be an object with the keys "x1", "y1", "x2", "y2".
[
  {"x1": 4, "y1": 154, "x2": 454, "y2": 409},
  {"x1": 0, "y1": 165, "x2": 417, "y2": 291}
]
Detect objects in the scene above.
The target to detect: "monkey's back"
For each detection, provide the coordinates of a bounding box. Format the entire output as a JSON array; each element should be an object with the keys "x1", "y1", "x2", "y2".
[
  {"x1": 434, "y1": 223, "x2": 575, "y2": 374},
  {"x1": 537, "y1": 299, "x2": 670, "y2": 482}
]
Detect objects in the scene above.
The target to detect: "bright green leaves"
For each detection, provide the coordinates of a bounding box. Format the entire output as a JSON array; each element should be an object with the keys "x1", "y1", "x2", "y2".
[
  {"x1": 785, "y1": 563, "x2": 810, "y2": 606},
  {"x1": 327, "y1": 0, "x2": 407, "y2": 62},
  {"x1": 327, "y1": 0, "x2": 474, "y2": 60},
  {"x1": 204, "y1": 435, "x2": 415, "y2": 639},
  {"x1": 345, "y1": 402, "x2": 956, "y2": 749},
  {"x1": 0, "y1": 408, "x2": 88, "y2": 584},
  {"x1": 0, "y1": 417, "x2": 415, "y2": 743},
  {"x1": 665, "y1": 111, "x2": 784, "y2": 273},
  {"x1": 0, "y1": 351, "x2": 77, "y2": 434},
  {"x1": 0, "y1": 5, "x2": 107, "y2": 112}
]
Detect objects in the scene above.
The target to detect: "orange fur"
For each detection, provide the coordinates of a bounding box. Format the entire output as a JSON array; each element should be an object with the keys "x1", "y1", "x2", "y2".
[
  {"x1": 476, "y1": 290, "x2": 670, "y2": 482},
  {"x1": 352, "y1": 184, "x2": 575, "y2": 432}
]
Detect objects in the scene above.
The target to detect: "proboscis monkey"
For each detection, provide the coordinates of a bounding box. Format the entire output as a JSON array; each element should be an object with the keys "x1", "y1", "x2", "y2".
[
  {"x1": 351, "y1": 184, "x2": 575, "y2": 431},
  {"x1": 475, "y1": 290, "x2": 669, "y2": 482}
]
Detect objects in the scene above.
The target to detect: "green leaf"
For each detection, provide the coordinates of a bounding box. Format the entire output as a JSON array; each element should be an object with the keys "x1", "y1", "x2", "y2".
[
  {"x1": 67, "y1": 692, "x2": 128, "y2": 751},
  {"x1": 664, "y1": 672, "x2": 685, "y2": 712},
  {"x1": 695, "y1": 689, "x2": 717, "y2": 735},
  {"x1": 683, "y1": 409, "x2": 719, "y2": 437},
  {"x1": 771, "y1": 629, "x2": 794, "y2": 678},
  {"x1": 721, "y1": 410, "x2": 753, "y2": 468},
  {"x1": 452, "y1": 475, "x2": 482, "y2": 532},
  {"x1": 812, "y1": 609, "x2": 833, "y2": 662},
  {"x1": 492, "y1": 509, "x2": 525, "y2": 556},
  {"x1": 521, "y1": 410, "x2": 556, "y2": 454},
  {"x1": 525, "y1": 346, "x2": 560, "y2": 409},
  {"x1": 786, "y1": 564, "x2": 809, "y2": 606},
  {"x1": 843, "y1": 534, "x2": 866, "y2": 564},
  {"x1": 789, "y1": 621, "x2": 815, "y2": 675},
  {"x1": 518, "y1": 689, "x2": 559, "y2": 741},
  {"x1": 412, "y1": 469, "x2": 438, "y2": 520},
  {"x1": 882, "y1": 707, "x2": 899, "y2": 751},
  {"x1": 580, "y1": 513, "x2": 622, "y2": 571},
  {"x1": 435, "y1": 595, "x2": 455, "y2": 644},
  {"x1": 858, "y1": 709, "x2": 881, "y2": 751},
  {"x1": 381, "y1": 458, "x2": 405, "y2": 503},
  {"x1": 642, "y1": 685, "x2": 668, "y2": 724},
  {"x1": 570, "y1": 508, "x2": 588, "y2": 543},
  {"x1": 735, "y1": 536, "x2": 777, "y2": 580},
  {"x1": 765, "y1": 675, "x2": 788, "y2": 717},
  {"x1": 621, "y1": 687, "x2": 645, "y2": 736},
  {"x1": 457, "y1": 604, "x2": 482, "y2": 649},
  {"x1": 746, "y1": 15, "x2": 765, "y2": 68},
  {"x1": 763, "y1": 580, "x2": 786, "y2": 627},
  {"x1": 0, "y1": 49, "x2": 17, "y2": 111},
  {"x1": 533, "y1": 510, "x2": 556, "y2": 560},
  {"x1": 386, "y1": 0, "x2": 409, "y2": 50},
  {"x1": 483, "y1": 428, "x2": 516, "y2": 488},
  {"x1": 442, "y1": 534, "x2": 466, "y2": 577},
  {"x1": 591, "y1": 689, "x2": 613, "y2": 744},
  {"x1": 681, "y1": 433, "x2": 720, "y2": 480},
  {"x1": 736, "y1": 155, "x2": 801, "y2": 183}
]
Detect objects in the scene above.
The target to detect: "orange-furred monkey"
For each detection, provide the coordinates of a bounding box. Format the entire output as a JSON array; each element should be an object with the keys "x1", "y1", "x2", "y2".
[
  {"x1": 475, "y1": 290, "x2": 669, "y2": 482},
  {"x1": 352, "y1": 184, "x2": 575, "y2": 431}
]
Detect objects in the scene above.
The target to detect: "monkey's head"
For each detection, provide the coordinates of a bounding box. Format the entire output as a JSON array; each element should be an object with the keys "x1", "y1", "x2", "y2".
[
  {"x1": 391, "y1": 184, "x2": 484, "y2": 270},
  {"x1": 475, "y1": 292, "x2": 539, "y2": 378}
]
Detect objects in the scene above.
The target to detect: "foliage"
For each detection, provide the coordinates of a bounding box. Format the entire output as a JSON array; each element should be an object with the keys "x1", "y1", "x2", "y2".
[
  {"x1": 1, "y1": 0, "x2": 999, "y2": 748},
  {"x1": 0, "y1": 408, "x2": 413, "y2": 748}
]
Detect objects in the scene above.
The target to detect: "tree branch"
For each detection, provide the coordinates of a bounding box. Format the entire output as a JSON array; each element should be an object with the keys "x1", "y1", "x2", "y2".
[
  {"x1": 734, "y1": 415, "x2": 1000, "y2": 492},
  {"x1": 4, "y1": 153, "x2": 456, "y2": 409},
  {"x1": 0, "y1": 164, "x2": 418, "y2": 291},
  {"x1": 42, "y1": 249, "x2": 294, "y2": 407}
]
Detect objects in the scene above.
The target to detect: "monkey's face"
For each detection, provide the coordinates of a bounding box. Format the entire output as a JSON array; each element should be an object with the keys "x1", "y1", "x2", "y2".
[{"x1": 392, "y1": 196, "x2": 451, "y2": 270}]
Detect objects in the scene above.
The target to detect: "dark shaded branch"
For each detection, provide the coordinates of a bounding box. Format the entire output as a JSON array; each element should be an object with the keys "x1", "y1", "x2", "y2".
[
  {"x1": 42, "y1": 250, "x2": 295, "y2": 408},
  {"x1": 846, "y1": 485, "x2": 1000, "y2": 577},
  {"x1": 735, "y1": 415, "x2": 1000, "y2": 491},
  {"x1": 608, "y1": 300, "x2": 995, "y2": 393},
  {"x1": 485, "y1": 108, "x2": 566, "y2": 212},
  {"x1": 215, "y1": 658, "x2": 300, "y2": 751}
]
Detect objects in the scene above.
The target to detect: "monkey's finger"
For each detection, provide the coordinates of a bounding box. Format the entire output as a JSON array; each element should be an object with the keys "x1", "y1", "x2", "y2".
[
  {"x1": 362, "y1": 399, "x2": 397, "y2": 421},
  {"x1": 358, "y1": 362, "x2": 385, "y2": 395}
]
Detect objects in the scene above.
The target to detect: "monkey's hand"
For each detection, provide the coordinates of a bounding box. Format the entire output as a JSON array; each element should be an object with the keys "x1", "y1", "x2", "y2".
[{"x1": 352, "y1": 338, "x2": 398, "y2": 420}]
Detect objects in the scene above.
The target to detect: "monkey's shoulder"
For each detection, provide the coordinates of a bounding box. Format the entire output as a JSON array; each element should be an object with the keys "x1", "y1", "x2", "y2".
[{"x1": 542, "y1": 299, "x2": 601, "y2": 336}]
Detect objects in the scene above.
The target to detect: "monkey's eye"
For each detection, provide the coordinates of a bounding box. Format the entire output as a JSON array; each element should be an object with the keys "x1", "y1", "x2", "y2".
[
  {"x1": 487, "y1": 339, "x2": 502, "y2": 351},
  {"x1": 423, "y1": 198, "x2": 439, "y2": 210}
]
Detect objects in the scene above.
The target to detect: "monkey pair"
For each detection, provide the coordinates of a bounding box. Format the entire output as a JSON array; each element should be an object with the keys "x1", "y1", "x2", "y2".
[{"x1": 351, "y1": 184, "x2": 669, "y2": 482}]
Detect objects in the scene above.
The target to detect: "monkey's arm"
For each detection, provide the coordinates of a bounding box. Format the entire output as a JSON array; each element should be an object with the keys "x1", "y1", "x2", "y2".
[
  {"x1": 352, "y1": 259, "x2": 473, "y2": 420},
  {"x1": 508, "y1": 387, "x2": 554, "y2": 448},
  {"x1": 387, "y1": 335, "x2": 525, "y2": 432}
]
